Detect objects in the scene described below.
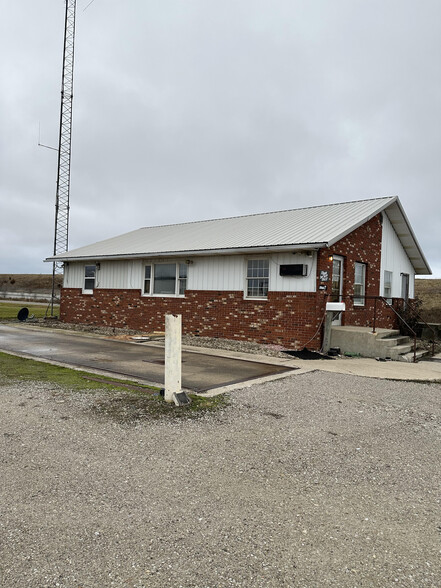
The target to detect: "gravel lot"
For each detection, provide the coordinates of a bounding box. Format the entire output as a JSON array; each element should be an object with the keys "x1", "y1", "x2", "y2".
[{"x1": 1, "y1": 371, "x2": 440, "y2": 588}]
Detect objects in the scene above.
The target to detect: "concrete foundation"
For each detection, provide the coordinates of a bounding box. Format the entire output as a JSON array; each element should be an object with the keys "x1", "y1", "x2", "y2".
[{"x1": 330, "y1": 326, "x2": 414, "y2": 360}]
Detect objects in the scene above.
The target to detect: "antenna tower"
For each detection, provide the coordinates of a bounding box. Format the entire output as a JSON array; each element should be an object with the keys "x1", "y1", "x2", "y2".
[{"x1": 50, "y1": 0, "x2": 77, "y2": 316}]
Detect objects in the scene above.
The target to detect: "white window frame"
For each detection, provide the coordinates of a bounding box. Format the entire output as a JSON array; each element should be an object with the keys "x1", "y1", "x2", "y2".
[
  {"x1": 143, "y1": 265, "x2": 152, "y2": 295},
  {"x1": 83, "y1": 264, "x2": 96, "y2": 294},
  {"x1": 142, "y1": 262, "x2": 187, "y2": 297},
  {"x1": 245, "y1": 259, "x2": 269, "y2": 300},
  {"x1": 353, "y1": 262, "x2": 366, "y2": 306},
  {"x1": 384, "y1": 270, "x2": 393, "y2": 303}
]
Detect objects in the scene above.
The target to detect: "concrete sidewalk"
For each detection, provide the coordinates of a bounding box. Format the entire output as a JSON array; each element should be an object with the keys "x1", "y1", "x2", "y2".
[{"x1": 176, "y1": 341, "x2": 441, "y2": 391}]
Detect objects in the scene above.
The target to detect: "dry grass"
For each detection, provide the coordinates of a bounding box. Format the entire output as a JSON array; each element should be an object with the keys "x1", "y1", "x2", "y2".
[
  {"x1": 415, "y1": 279, "x2": 441, "y2": 323},
  {"x1": 0, "y1": 274, "x2": 63, "y2": 293}
]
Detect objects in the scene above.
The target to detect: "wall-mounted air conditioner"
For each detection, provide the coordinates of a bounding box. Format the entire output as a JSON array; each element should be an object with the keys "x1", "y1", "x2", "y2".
[{"x1": 279, "y1": 264, "x2": 308, "y2": 277}]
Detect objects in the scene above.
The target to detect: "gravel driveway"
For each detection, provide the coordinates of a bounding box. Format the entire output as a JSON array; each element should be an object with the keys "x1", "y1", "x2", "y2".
[{"x1": 1, "y1": 371, "x2": 440, "y2": 587}]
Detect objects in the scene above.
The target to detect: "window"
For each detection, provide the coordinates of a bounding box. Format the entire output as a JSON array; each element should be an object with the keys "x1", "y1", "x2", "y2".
[
  {"x1": 143, "y1": 262, "x2": 187, "y2": 296},
  {"x1": 84, "y1": 265, "x2": 96, "y2": 292},
  {"x1": 144, "y1": 265, "x2": 151, "y2": 294},
  {"x1": 354, "y1": 262, "x2": 366, "y2": 306},
  {"x1": 246, "y1": 259, "x2": 269, "y2": 298},
  {"x1": 154, "y1": 263, "x2": 177, "y2": 294},
  {"x1": 178, "y1": 263, "x2": 187, "y2": 295},
  {"x1": 384, "y1": 270, "x2": 392, "y2": 303}
]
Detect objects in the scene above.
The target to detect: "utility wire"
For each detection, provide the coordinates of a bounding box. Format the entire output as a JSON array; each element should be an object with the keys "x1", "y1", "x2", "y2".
[{"x1": 83, "y1": 0, "x2": 96, "y2": 12}]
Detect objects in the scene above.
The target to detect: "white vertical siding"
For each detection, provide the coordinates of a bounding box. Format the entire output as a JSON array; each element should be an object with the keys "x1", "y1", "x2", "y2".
[
  {"x1": 64, "y1": 260, "x2": 137, "y2": 290},
  {"x1": 189, "y1": 252, "x2": 317, "y2": 292},
  {"x1": 188, "y1": 256, "x2": 244, "y2": 290},
  {"x1": 127, "y1": 260, "x2": 143, "y2": 289},
  {"x1": 380, "y1": 213, "x2": 415, "y2": 298},
  {"x1": 96, "y1": 261, "x2": 129, "y2": 289},
  {"x1": 63, "y1": 262, "x2": 84, "y2": 288},
  {"x1": 64, "y1": 253, "x2": 317, "y2": 293},
  {"x1": 270, "y1": 252, "x2": 317, "y2": 292}
]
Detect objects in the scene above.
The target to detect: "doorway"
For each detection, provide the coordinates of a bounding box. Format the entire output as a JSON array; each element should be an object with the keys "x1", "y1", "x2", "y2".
[
  {"x1": 331, "y1": 255, "x2": 344, "y2": 325},
  {"x1": 401, "y1": 273, "x2": 409, "y2": 309}
]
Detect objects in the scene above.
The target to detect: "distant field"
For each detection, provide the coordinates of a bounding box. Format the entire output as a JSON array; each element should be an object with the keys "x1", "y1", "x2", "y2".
[
  {"x1": 415, "y1": 279, "x2": 441, "y2": 323},
  {"x1": 0, "y1": 274, "x2": 62, "y2": 293}
]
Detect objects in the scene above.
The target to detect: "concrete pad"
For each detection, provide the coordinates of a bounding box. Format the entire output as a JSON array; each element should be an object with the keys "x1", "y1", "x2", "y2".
[{"x1": 0, "y1": 324, "x2": 294, "y2": 393}]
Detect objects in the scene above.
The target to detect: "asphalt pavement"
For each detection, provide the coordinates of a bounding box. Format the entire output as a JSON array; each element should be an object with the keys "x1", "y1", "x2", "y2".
[{"x1": 0, "y1": 324, "x2": 294, "y2": 392}]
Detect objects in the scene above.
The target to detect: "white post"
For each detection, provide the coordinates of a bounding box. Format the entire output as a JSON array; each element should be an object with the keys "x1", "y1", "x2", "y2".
[
  {"x1": 322, "y1": 311, "x2": 334, "y2": 353},
  {"x1": 164, "y1": 314, "x2": 182, "y2": 403}
]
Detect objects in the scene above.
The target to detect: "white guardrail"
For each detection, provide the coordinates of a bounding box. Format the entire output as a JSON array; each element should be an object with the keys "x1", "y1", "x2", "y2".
[{"x1": 0, "y1": 292, "x2": 59, "y2": 303}]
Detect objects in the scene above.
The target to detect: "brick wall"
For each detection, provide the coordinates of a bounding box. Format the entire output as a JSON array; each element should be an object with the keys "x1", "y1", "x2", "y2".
[
  {"x1": 316, "y1": 213, "x2": 399, "y2": 330},
  {"x1": 60, "y1": 214, "x2": 399, "y2": 349},
  {"x1": 60, "y1": 288, "x2": 327, "y2": 349}
]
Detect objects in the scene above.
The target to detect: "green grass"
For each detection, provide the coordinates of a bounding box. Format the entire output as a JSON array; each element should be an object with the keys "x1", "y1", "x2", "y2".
[
  {"x1": 0, "y1": 352, "x2": 228, "y2": 423},
  {"x1": 0, "y1": 302, "x2": 59, "y2": 320},
  {"x1": 0, "y1": 351, "x2": 146, "y2": 391}
]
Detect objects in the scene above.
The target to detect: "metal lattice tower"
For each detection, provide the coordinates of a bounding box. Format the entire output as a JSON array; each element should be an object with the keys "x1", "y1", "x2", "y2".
[{"x1": 50, "y1": 0, "x2": 77, "y2": 315}]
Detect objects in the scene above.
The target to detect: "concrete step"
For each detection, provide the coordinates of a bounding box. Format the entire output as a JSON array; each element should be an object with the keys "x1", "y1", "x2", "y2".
[
  {"x1": 330, "y1": 327, "x2": 429, "y2": 362},
  {"x1": 377, "y1": 335, "x2": 412, "y2": 349},
  {"x1": 374, "y1": 329, "x2": 400, "y2": 339},
  {"x1": 397, "y1": 348, "x2": 431, "y2": 363},
  {"x1": 388, "y1": 343, "x2": 414, "y2": 360}
]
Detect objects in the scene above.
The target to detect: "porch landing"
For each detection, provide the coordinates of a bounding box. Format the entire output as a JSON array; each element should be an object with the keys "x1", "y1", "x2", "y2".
[{"x1": 330, "y1": 326, "x2": 427, "y2": 362}]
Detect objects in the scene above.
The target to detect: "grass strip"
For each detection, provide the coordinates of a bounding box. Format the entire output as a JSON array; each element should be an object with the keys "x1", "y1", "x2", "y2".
[
  {"x1": 0, "y1": 302, "x2": 59, "y2": 321},
  {"x1": 0, "y1": 351, "x2": 149, "y2": 392}
]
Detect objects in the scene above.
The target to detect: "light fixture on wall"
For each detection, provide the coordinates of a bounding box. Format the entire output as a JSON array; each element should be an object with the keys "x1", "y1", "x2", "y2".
[
  {"x1": 96, "y1": 262, "x2": 101, "y2": 270},
  {"x1": 185, "y1": 259, "x2": 193, "y2": 265},
  {"x1": 328, "y1": 255, "x2": 333, "y2": 262}
]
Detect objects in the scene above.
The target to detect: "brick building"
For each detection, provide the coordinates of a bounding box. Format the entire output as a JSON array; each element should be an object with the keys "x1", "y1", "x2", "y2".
[{"x1": 46, "y1": 196, "x2": 431, "y2": 350}]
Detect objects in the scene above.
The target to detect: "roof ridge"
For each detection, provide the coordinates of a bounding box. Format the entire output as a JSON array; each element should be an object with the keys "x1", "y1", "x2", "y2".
[{"x1": 139, "y1": 195, "x2": 397, "y2": 231}]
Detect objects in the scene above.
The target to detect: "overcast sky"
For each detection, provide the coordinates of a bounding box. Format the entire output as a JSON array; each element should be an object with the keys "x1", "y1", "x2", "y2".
[{"x1": 1, "y1": 0, "x2": 440, "y2": 277}]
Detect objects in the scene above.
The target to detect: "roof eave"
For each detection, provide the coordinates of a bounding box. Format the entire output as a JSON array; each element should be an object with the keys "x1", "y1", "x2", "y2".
[
  {"x1": 324, "y1": 196, "x2": 431, "y2": 275},
  {"x1": 326, "y1": 196, "x2": 399, "y2": 248},
  {"x1": 44, "y1": 242, "x2": 327, "y2": 263},
  {"x1": 384, "y1": 199, "x2": 432, "y2": 275}
]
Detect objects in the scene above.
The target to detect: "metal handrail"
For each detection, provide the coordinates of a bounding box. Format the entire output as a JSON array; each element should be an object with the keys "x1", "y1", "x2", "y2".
[
  {"x1": 404, "y1": 299, "x2": 436, "y2": 357},
  {"x1": 377, "y1": 296, "x2": 417, "y2": 363},
  {"x1": 329, "y1": 293, "x2": 436, "y2": 362},
  {"x1": 342, "y1": 294, "x2": 420, "y2": 362}
]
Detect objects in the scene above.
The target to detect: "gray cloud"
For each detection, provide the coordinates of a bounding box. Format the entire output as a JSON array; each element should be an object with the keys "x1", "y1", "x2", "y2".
[{"x1": 1, "y1": 0, "x2": 440, "y2": 275}]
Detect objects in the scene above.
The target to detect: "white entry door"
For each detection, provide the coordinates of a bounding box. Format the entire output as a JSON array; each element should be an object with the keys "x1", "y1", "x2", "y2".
[{"x1": 331, "y1": 255, "x2": 344, "y2": 325}]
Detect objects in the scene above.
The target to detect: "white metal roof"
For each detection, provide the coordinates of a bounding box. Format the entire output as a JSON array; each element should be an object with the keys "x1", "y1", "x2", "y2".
[{"x1": 46, "y1": 196, "x2": 431, "y2": 274}]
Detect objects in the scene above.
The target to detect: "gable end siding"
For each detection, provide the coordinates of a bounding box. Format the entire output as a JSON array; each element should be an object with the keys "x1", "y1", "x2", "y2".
[{"x1": 380, "y1": 213, "x2": 415, "y2": 298}]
